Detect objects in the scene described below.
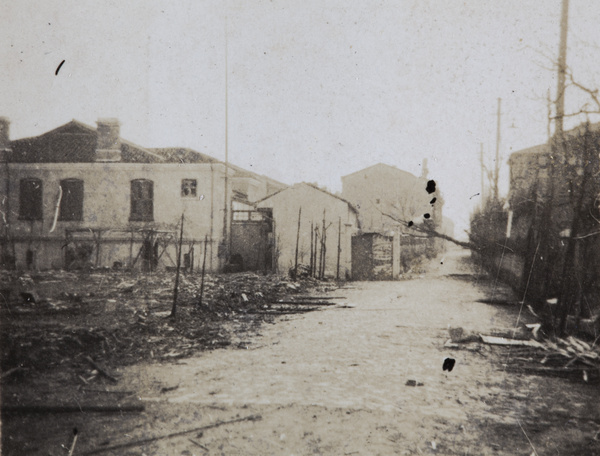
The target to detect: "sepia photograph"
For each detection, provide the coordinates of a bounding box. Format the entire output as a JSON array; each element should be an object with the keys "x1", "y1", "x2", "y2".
[{"x1": 1, "y1": 1, "x2": 600, "y2": 454}]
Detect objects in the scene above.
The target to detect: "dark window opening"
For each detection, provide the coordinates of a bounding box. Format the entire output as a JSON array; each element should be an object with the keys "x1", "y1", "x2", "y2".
[
  {"x1": 19, "y1": 178, "x2": 43, "y2": 220},
  {"x1": 130, "y1": 179, "x2": 154, "y2": 221},
  {"x1": 59, "y1": 179, "x2": 84, "y2": 221},
  {"x1": 181, "y1": 179, "x2": 197, "y2": 197}
]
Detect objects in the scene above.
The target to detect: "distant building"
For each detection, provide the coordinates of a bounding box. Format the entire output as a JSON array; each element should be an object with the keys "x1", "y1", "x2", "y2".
[
  {"x1": 254, "y1": 183, "x2": 360, "y2": 278},
  {"x1": 506, "y1": 123, "x2": 600, "y2": 308},
  {"x1": 341, "y1": 163, "x2": 443, "y2": 233},
  {"x1": 0, "y1": 118, "x2": 284, "y2": 271},
  {"x1": 341, "y1": 163, "x2": 444, "y2": 271}
]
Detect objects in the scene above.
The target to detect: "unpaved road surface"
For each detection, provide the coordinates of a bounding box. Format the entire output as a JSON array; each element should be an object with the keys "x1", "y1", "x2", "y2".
[{"x1": 4, "y1": 248, "x2": 600, "y2": 455}]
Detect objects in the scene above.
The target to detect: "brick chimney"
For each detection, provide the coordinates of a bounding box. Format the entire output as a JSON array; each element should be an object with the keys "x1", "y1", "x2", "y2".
[
  {"x1": 0, "y1": 117, "x2": 11, "y2": 161},
  {"x1": 95, "y1": 118, "x2": 122, "y2": 162}
]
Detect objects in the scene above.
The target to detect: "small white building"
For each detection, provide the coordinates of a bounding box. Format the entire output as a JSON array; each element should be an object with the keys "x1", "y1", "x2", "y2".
[{"x1": 255, "y1": 183, "x2": 360, "y2": 278}]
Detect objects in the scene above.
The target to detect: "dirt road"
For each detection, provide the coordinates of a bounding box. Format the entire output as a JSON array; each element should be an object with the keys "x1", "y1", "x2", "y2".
[{"x1": 4, "y1": 248, "x2": 600, "y2": 455}]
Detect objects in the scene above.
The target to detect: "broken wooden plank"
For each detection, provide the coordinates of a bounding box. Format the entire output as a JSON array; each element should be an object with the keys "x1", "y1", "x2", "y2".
[
  {"x1": 291, "y1": 296, "x2": 347, "y2": 300},
  {"x1": 249, "y1": 309, "x2": 320, "y2": 314},
  {"x1": 480, "y1": 334, "x2": 542, "y2": 347},
  {"x1": 189, "y1": 438, "x2": 209, "y2": 451},
  {"x1": 1, "y1": 366, "x2": 24, "y2": 380},
  {"x1": 272, "y1": 300, "x2": 337, "y2": 306},
  {"x1": 2, "y1": 403, "x2": 144, "y2": 414},
  {"x1": 85, "y1": 357, "x2": 118, "y2": 383},
  {"x1": 82, "y1": 414, "x2": 261, "y2": 455}
]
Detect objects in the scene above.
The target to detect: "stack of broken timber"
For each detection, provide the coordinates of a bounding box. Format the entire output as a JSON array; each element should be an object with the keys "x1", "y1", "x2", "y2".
[
  {"x1": 504, "y1": 336, "x2": 600, "y2": 383},
  {"x1": 251, "y1": 295, "x2": 346, "y2": 314}
]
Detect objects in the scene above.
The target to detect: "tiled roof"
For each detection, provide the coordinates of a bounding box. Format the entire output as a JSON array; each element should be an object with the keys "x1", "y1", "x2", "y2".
[
  {"x1": 9, "y1": 120, "x2": 164, "y2": 163},
  {"x1": 150, "y1": 147, "x2": 220, "y2": 164},
  {"x1": 150, "y1": 147, "x2": 286, "y2": 183}
]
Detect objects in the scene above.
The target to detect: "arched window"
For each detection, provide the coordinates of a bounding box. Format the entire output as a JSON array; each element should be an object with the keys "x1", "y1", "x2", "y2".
[
  {"x1": 19, "y1": 178, "x2": 43, "y2": 220},
  {"x1": 59, "y1": 179, "x2": 84, "y2": 221},
  {"x1": 130, "y1": 179, "x2": 154, "y2": 221}
]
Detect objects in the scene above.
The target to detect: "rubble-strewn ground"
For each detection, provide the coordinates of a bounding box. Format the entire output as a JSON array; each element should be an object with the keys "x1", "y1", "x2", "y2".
[
  {"x1": 2, "y1": 249, "x2": 600, "y2": 455},
  {"x1": 1, "y1": 270, "x2": 330, "y2": 377}
]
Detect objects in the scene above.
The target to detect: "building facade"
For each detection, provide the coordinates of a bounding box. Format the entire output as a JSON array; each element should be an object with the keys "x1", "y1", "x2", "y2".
[
  {"x1": 255, "y1": 183, "x2": 360, "y2": 278},
  {"x1": 341, "y1": 163, "x2": 445, "y2": 269},
  {"x1": 0, "y1": 118, "x2": 282, "y2": 271}
]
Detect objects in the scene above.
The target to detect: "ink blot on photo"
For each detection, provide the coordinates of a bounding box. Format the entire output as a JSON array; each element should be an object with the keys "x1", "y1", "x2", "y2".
[{"x1": 443, "y1": 358, "x2": 455, "y2": 372}]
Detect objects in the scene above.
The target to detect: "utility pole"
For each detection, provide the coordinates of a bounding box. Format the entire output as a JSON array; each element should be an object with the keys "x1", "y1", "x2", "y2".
[
  {"x1": 479, "y1": 142, "x2": 485, "y2": 204},
  {"x1": 493, "y1": 98, "x2": 501, "y2": 202},
  {"x1": 555, "y1": 0, "x2": 570, "y2": 138},
  {"x1": 221, "y1": 17, "x2": 230, "y2": 266}
]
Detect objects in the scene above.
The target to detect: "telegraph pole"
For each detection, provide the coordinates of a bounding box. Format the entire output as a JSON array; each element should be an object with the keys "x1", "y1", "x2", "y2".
[
  {"x1": 479, "y1": 142, "x2": 485, "y2": 204},
  {"x1": 555, "y1": 0, "x2": 570, "y2": 138},
  {"x1": 493, "y1": 98, "x2": 501, "y2": 202},
  {"x1": 222, "y1": 16, "x2": 230, "y2": 265}
]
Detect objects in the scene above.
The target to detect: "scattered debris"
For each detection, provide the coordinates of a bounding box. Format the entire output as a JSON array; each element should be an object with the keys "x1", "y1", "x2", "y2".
[
  {"x1": 160, "y1": 384, "x2": 180, "y2": 394},
  {"x1": 85, "y1": 356, "x2": 118, "y2": 383},
  {"x1": 500, "y1": 335, "x2": 600, "y2": 383},
  {"x1": 405, "y1": 380, "x2": 424, "y2": 387},
  {"x1": 480, "y1": 335, "x2": 543, "y2": 347},
  {"x1": 68, "y1": 428, "x2": 79, "y2": 456},
  {"x1": 82, "y1": 414, "x2": 262, "y2": 455},
  {"x1": 448, "y1": 327, "x2": 479, "y2": 343},
  {"x1": 1, "y1": 269, "x2": 334, "y2": 379},
  {"x1": 525, "y1": 323, "x2": 542, "y2": 339},
  {"x1": 188, "y1": 438, "x2": 209, "y2": 451}
]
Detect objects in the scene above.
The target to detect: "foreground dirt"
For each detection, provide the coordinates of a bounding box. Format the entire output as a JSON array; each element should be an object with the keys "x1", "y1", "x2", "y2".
[{"x1": 3, "y1": 248, "x2": 600, "y2": 455}]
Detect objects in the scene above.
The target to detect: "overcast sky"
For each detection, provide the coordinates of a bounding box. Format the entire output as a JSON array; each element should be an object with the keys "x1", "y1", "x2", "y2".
[{"x1": 2, "y1": 0, "x2": 600, "y2": 236}]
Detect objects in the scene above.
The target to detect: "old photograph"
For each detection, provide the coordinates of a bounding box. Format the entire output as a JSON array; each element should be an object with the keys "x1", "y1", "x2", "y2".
[{"x1": 1, "y1": 1, "x2": 599, "y2": 454}]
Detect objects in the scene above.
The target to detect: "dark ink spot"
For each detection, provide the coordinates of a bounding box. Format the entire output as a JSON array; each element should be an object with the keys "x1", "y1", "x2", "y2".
[
  {"x1": 430, "y1": 197, "x2": 437, "y2": 204},
  {"x1": 407, "y1": 221, "x2": 414, "y2": 227},
  {"x1": 55, "y1": 60, "x2": 65, "y2": 75},
  {"x1": 426, "y1": 179, "x2": 436, "y2": 194},
  {"x1": 424, "y1": 213, "x2": 430, "y2": 219},
  {"x1": 443, "y1": 358, "x2": 455, "y2": 372},
  {"x1": 73, "y1": 427, "x2": 78, "y2": 435}
]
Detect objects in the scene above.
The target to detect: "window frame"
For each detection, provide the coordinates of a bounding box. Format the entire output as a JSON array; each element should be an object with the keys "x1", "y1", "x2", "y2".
[
  {"x1": 130, "y1": 179, "x2": 154, "y2": 222},
  {"x1": 181, "y1": 179, "x2": 198, "y2": 198},
  {"x1": 58, "y1": 178, "x2": 84, "y2": 222},
  {"x1": 19, "y1": 178, "x2": 43, "y2": 221}
]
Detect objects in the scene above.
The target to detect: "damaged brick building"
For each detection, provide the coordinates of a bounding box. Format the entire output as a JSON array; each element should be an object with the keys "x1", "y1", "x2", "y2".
[{"x1": 0, "y1": 118, "x2": 284, "y2": 272}]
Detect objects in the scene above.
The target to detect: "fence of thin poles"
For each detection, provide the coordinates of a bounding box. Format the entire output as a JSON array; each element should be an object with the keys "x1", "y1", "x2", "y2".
[{"x1": 292, "y1": 207, "x2": 344, "y2": 281}]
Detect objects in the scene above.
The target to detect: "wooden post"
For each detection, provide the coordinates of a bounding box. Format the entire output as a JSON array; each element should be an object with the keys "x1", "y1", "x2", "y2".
[
  {"x1": 309, "y1": 221, "x2": 314, "y2": 277},
  {"x1": 189, "y1": 243, "x2": 195, "y2": 273},
  {"x1": 312, "y1": 227, "x2": 318, "y2": 278},
  {"x1": 129, "y1": 231, "x2": 134, "y2": 267},
  {"x1": 94, "y1": 230, "x2": 101, "y2": 267},
  {"x1": 320, "y1": 209, "x2": 327, "y2": 279},
  {"x1": 293, "y1": 207, "x2": 302, "y2": 279},
  {"x1": 198, "y1": 235, "x2": 208, "y2": 306},
  {"x1": 336, "y1": 217, "x2": 341, "y2": 280},
  {"x1": 170, "y1": 214, "x2": 185, "y2": 319}
]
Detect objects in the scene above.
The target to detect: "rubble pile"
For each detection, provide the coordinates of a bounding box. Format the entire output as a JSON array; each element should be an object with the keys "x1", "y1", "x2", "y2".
[
  {"x1": 505, "y1": 336, "x2": 600, "y2": 383},
  {"x1": 0, "y1": 269, "x2": 329, "y2": 381}
]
